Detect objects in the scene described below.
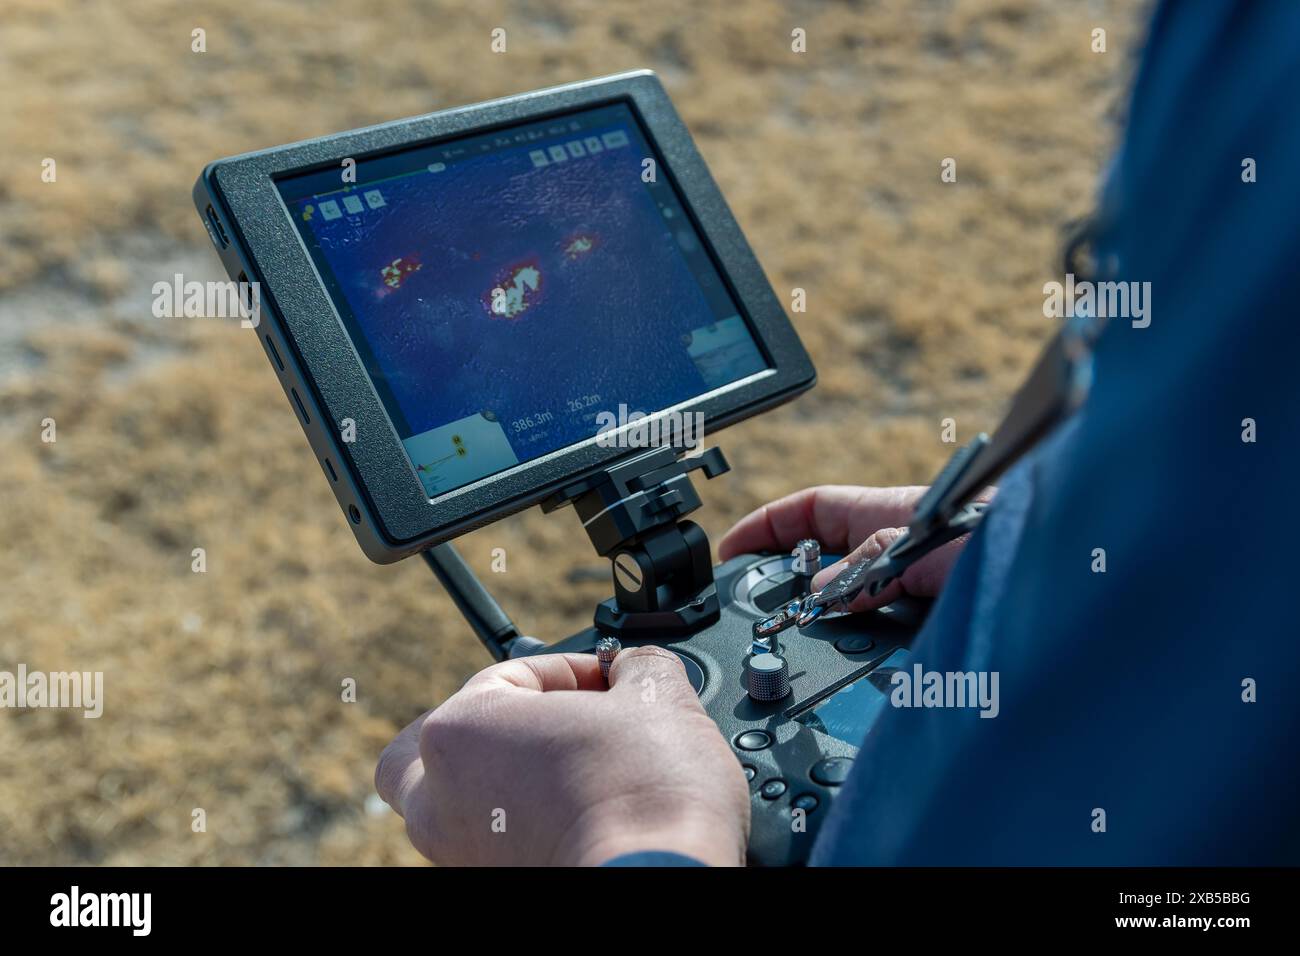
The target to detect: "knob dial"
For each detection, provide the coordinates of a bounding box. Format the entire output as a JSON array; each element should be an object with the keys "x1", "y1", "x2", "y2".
[{"x1": 748, "y1": 653, "x2": 791, "y2": 702}]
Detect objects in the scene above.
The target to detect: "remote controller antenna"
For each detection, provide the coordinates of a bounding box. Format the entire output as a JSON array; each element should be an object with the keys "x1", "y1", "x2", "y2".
[{"x1": 423, "y1": 543, "x2": 528, "y2": 661}]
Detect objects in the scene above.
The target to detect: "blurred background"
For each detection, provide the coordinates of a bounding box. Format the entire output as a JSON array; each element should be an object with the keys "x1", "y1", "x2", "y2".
[{"x1": 0, "y1": 0, "x2": 1145, "y2": 864}]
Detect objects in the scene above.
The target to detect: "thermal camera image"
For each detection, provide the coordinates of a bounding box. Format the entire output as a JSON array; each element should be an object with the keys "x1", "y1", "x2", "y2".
[
  {"x1": 562, "y1": 232, "x2": 598, "y2": 261},
  {"x1": 483, "y1": 258, "x2": 543, "y2": 319},
  {"x1": 380, "y1": 255, "x2": 423, "y2": 292},
  {"x1": 282, "y1": 104, "x2": 767, "y2": 494}
]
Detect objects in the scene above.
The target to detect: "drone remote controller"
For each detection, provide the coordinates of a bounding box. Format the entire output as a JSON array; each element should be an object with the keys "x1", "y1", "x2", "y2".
[{"x1": 534, "y1": 546, "x2": 927, "y2": 866}]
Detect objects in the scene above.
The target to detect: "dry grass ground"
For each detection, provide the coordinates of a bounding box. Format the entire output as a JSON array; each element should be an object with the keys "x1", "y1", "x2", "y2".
[{"x1": 0, "y1": 0, "x2": 1144, "y2": 864}]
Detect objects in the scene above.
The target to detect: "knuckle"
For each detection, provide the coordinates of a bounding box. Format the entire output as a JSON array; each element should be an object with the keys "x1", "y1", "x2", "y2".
[
  {"x1": 373, "y1": 744, "x2": 399, "y2": 802},
  {"x1": 418, "y1": 706, "x2": 462, "y2": 762}
]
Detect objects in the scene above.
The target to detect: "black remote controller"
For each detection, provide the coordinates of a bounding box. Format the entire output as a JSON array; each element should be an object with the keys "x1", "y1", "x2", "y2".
[{"x1": 534, "y1": 548, "x2": 928, "y2": 866}]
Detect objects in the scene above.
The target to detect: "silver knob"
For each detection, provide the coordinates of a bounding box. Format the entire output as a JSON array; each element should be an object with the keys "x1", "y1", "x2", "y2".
[
  {"x1": 748, "y1": 653, "x2": 791, "y2": 702},
  {"x1": 793, "y1": 539, "x2": 822, "y2": 577},
  {"x1": 595, "y1": 636, "x2": 622, "y2": 682}
]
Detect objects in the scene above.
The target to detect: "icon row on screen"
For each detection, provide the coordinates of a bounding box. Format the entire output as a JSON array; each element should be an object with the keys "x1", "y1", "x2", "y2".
[
  {"x1": 318, "y1": 189, "x2": 386, "y2": 220},
  {"x1": 529, "y1": 130, "x2": 630, "y2": 168}
]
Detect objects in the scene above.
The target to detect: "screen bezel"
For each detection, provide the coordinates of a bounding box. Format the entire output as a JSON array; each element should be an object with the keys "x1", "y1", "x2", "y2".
[{"x1": 201, "y1": 71, "x2": 816, "y2": 560}]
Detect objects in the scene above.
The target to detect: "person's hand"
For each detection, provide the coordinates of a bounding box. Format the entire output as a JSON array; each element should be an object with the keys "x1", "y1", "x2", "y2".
[
  {"x1": 375, "y1": 645, "x2": 750, "y2": 866},
  {"x1": 719, "y1": 485, "x2": 992, "y2": 613}
]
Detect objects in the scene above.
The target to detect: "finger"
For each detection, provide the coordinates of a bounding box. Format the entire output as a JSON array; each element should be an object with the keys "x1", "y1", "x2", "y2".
[
  {"x1": 462, "y1": 652, "x2": 607, "y2": 694},
  {"x1": 894, "y1": 535, "x2": 969, "y2": 601},
  {"x1": 717, "y1": 485, "x2": 927, "y2": 560},
  {"x1": 811, "y1": 527, "x2": 969, "y2": 612},
  {"x1": 810, "y1": 528, "x2": 905, "y2": 612},
  {"x1": 606, "y1": 645, "x2": 700, "y2": 706},
  {"x1": 375, "y1": 708, "x2": 433, "y2": 817}
]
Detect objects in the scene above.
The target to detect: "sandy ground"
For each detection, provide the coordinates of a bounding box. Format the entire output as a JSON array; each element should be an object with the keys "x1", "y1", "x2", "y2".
[{"x1": 0, "y1": 0, "x2": 1144, "y2": 864}]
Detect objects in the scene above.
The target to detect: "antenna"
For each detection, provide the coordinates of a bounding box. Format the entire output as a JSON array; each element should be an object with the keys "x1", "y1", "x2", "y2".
[{"x1": 422, "y1": 543, "x2": 526, "y2": 661}]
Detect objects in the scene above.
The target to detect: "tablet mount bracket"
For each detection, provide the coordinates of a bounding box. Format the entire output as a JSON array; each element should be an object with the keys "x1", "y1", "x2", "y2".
[{"x1": 540, "y1": 445, "x2": 730, "y2": 638}]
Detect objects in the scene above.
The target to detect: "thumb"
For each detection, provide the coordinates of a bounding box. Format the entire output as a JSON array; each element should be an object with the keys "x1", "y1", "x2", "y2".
[
  {"x1": 810, "y1": 527, "x2": 907, "y2": 612},
  {"x1": 606, "y1": 644, "x2": 699, "y2": 706},
  {"x1": 811, "y1": 526, "x2": 969, "y2": 612}
]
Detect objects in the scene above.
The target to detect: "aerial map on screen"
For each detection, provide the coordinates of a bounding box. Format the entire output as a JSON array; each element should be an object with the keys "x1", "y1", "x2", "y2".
[{"x1": 278, "y1": 103, "x2": 767, "y2": 496}]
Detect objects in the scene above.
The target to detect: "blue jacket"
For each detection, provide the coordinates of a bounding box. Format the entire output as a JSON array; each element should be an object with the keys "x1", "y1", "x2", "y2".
[
  {"x1": 614, "y1": 0, "x2": 1300, "y2": 867},
  {"x1": 811, "y1": 0, "x2": 1300, "y2": 865}
]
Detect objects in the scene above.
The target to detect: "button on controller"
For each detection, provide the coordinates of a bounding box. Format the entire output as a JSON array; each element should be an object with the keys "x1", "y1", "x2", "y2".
[
  {"x1": 833, "y1": 634, "x2": 875, "y2": 655},
  {"x1": 792, "y1": 793, "x2": 819, "y2": 812},
  {"x1": 810, "y1": 757, "x2": 854, "y2": 786}
]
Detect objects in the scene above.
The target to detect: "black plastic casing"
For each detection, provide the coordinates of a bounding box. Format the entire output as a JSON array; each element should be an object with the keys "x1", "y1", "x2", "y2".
[
  {"x1": 546, "y1": 551, "x2": 926, "y2": 866},
  {"x1": 193, "y1": 70, "x2": 816, "y2": 563}
]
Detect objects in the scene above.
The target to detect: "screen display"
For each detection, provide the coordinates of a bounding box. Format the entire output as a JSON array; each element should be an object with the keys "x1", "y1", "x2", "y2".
[
  {"x1": 794, "y1": 649, "x2": 911, "y2": 746},
  {"x1": 277, "y1": 103, "x2": 768, "y2": 497}
]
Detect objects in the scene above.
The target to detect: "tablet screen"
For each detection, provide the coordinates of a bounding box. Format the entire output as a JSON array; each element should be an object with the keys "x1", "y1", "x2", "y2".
[{"x1": 277, "y1": 102, "x2": 768, "y2": 497}]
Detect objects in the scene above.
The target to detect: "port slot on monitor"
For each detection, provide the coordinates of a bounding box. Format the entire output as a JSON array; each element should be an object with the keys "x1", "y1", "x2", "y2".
[
  {"x1": 265, "y1": 334, "x2": 285, "y2": 371},
  {"x1": 290, "y1": 387, "x2": 310, "y2": 425},
  {"x1": 205, "y1": 204, "x2": 230, "y2": 248}
]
